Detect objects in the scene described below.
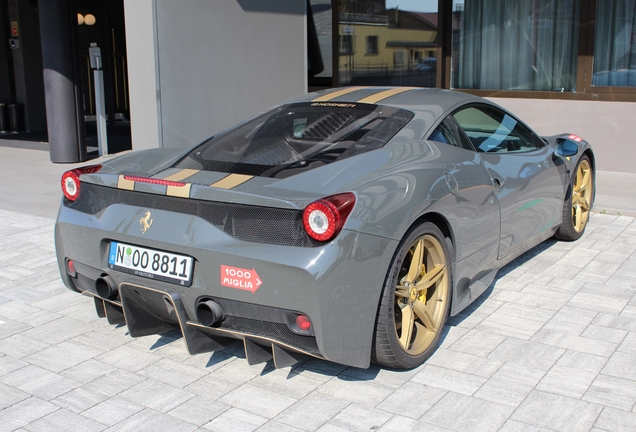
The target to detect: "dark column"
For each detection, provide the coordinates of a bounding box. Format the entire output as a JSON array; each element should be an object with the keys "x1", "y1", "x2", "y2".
[
  {"x1": 8, "y1": 0, "x2": 47, "y2": 132},
  {"x1": 0, "y1": 2, "x2": 13, "y2": 104},
  {"x1": 38, "y1": 0, "x2": 87, "y2": 163}
]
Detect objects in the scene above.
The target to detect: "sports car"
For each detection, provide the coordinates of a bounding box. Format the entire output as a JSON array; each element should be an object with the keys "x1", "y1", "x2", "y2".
[{"x1": 55, "y1": 87, "x2": 595, "y2": 369}]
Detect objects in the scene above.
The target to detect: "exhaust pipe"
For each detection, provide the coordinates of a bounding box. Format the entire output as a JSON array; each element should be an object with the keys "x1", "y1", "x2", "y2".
[
  {"x1": 196, "y1": 300, "x2": 224, "y2": 326},
  {"x1": 95, "y1": 274, "x2": 118, "y2": 299}
]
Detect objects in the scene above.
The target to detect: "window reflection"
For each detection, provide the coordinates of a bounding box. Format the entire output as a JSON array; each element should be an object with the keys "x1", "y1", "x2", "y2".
[
  {"x1": 451, "y1": 0, "x2": 580, "y2": 92},
  {"x1": 452, "y1": 106, "x2": 542, "y2": 153},
  {"x1": 593, "y1": 0, "x2": 636, "y2": 87},
  {"x1": 310, "y1": 0, "x2": 333, "y2": 84},
  {"x1": 338, "y1": 1, "x2": 438, "y2": 87}
]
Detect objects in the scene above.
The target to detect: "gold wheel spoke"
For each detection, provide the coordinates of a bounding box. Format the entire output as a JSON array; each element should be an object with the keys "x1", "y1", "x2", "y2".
[
  {"x1": 399, "y1": 303, "x2": 414, "y2": 348},
  {"x1": 579, "y1": 170, "x2": 590, "y2": 192},
  {"x1": 574, "y1": 196, "x2": 589, "y2": 211},
  {"x1": 413, "y1": 299, "x2": 437, "y2": 332},
  {"x1": 415, "y1": 264, "x2": 446, "y2": 292},
  {"x1": 395, "y1": 286, "x2": 410, "y2": 298},
  {"x1": 574, "y1": 205, "x2": 583, "y2": 230},
  {"x1": 410, "y1": 322, "x2": 429, "y2": 353},
  {"x1": 406, "y1": 239, "x2": 424, "y2": 283}
]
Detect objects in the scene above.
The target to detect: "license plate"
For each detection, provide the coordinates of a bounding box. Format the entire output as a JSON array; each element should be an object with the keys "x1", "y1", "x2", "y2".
[{"x1": 108, "y1": 242, "x2": 194, "y2": 286}]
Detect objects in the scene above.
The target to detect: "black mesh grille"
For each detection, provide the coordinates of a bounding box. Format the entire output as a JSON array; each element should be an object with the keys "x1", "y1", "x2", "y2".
[
  {"x1": 221, "y1": 316, "x2": 320, "y2": 355},
  {"x1": 64, "y1": 183, "x2": 317, "y2": 247},
  {"x1": 74, "y1": 272, "x2": 95, "y2": 292},
  {"x1": 211, "y1": 297, "x2": 290, "y2": 323}
]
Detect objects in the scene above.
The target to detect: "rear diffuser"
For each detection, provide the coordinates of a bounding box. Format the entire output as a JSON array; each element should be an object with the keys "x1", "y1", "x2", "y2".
[
  {"x1": 189, "y1": 321, "x2": 315, "y2": 368},
  {"x1": 119, "y1": 283, "x2": 230, "y2": 355},
  {"x1": 87, "y1": 282, "x2": 316, "y2": 368}
]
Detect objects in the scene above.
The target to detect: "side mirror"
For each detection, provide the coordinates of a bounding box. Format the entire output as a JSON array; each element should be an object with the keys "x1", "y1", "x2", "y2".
[{"x1": 556, "y1": 138, "x2": 579, "y2": 157}]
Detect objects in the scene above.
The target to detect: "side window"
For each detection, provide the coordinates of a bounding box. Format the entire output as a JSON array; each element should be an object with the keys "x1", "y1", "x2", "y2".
[
  {"x1": 452, "y1": 105, "x2": 542, "y2": 153},
  {"x1": 429, "y1": 121, "x2": 460, "y2": 147},
  {"x1": 428, "y1": 118, "x2": 475, "y2": 151}
]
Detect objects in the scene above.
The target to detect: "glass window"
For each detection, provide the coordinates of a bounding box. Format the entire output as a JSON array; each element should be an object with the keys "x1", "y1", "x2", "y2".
[
  {"x1": 428, "y1": 118, "x2": 479, "y2": 151},
  {"x1": 309, "y1": 0, "x2": 333, "y2": 83},
  {"x1": 340, "y1": 34, "x2": 354, "y2": 54},
  {"x1": 175, "y1": 103, "x2": 414, "y2": 179},
  {"x1": 451, "y1": 0, "x2": 580, "y2": 92},
  {"x1": 366, "y1": 35, "x2": 379, "y2": 53},
  {"x1": 593, "y1": 0, "x2": 636, "y2": 87},
  {"x1": 452, "y1": 105, "x2": 542, "y2": 153},
  {"x1": 338, "y1": 0, "x2": 438, "y2": 87},
  {"x1": 429, "y1": 121, "x2": 461, "y2": 148}
]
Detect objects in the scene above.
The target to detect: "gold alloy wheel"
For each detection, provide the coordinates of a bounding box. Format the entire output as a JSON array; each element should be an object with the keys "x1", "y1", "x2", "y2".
[
  {"x1": 572, "y1": 159, "x2": 593, "y2": 233},
  {"x1": 394, "y1": 234, "x2": 448, "y2": 355}
]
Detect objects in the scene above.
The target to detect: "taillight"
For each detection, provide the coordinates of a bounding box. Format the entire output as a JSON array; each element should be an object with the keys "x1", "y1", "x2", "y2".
[
  {"x1": 61, "y1": 164, "x2": 102, "y2": 201},
  {"x1": 302, "y1": 192, "x2": 355, "y2": 242}
]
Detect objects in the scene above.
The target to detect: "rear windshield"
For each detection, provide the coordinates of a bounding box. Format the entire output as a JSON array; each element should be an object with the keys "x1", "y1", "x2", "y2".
[{"x1": 174, "y1": 102, "x2": 414, "y2": 178}]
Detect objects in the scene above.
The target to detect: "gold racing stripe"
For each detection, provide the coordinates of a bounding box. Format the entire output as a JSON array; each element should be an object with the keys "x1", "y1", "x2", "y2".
[
  {"x1": 161, "y1": 169, "x2": 200, "y2": 182},
  {"x1": 166, "y1": 183, "x2": 192, "y2": 198},
  {"x1": 117, "y1": 175, "x2": 135, "y2": 190},
  {"x1": 311, "y1": 86, "x2": 365, "y2": 102},
  {"x1": 356, "y1": 87, "x2": 418, "y2": 104},
  {"x1": 210, "y1": 174, "x2": 253, "y2": 189}
]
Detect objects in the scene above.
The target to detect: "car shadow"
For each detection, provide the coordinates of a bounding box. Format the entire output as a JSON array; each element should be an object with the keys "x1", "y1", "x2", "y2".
[
  {"x1": 134, "y1": 238, "x2": 559, "y2": 380},
  {"x1": 147, "y1": 327, "x2": 184, "y2": 349},
  {"x1": 446, "y1": 238, "x2": 558, "y2": 329}
]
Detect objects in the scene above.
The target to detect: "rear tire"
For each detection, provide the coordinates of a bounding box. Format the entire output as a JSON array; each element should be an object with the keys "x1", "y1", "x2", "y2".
[
  {"x1": 555, "y1": 155, "x2": 594, "y2": 241},
  {"x1": 372, "y1": 222, "x2": 452, "y2": 369}
]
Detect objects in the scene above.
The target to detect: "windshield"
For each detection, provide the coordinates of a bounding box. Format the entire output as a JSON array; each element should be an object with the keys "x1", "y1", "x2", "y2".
[{"x1": 174, "y1": 102, "x2": 413, "y2": 179}]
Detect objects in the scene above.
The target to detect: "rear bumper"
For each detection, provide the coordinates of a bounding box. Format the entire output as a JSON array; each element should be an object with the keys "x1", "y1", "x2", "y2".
[{"x1": 55, "y1": 201, "x2": 397, "y2": 368}]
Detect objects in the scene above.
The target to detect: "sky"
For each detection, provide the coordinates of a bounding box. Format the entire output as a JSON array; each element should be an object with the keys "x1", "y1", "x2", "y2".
[
  {"x1": 385, "y1": 0, "x2": 438, "y2": 12},
  {"x1": 385, "y1": 0, "x2": 465, "y2": 12}
]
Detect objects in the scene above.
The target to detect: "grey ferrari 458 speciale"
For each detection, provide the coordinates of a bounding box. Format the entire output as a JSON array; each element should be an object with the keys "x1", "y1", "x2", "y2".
[{"x1": 55, "y1": 87, "x2": 594, "y2": 369}]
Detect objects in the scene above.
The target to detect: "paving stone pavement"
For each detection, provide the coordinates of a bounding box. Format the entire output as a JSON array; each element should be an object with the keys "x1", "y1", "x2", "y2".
[{"x1": 1, "y1": 208, "x2": 635, "y2": 432}]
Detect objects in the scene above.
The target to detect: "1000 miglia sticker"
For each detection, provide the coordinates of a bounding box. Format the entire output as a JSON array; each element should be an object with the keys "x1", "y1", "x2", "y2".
[{"x1": 220, "y1": 265, "x2": 262, "y2": 294}]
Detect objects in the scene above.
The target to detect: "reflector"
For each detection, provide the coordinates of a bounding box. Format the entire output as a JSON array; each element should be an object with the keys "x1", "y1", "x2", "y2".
[
  {"x1": 123, "y1": 175, "x2": 187, "y2": 187},
  {"x1": 296, "y1": 314, "x2": 311, "y2": 331},
  {"x1": 66, "y1": 259, "x2": 76, "y2": 277}
]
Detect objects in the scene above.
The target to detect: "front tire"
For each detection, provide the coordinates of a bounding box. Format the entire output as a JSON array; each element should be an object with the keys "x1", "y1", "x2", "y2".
[
  {"x1": 372, "y1": 222, "x2": 452, "y2": 369},
  {"x1": 555, "y1": 155, "x2": 594, "y2": 241}
]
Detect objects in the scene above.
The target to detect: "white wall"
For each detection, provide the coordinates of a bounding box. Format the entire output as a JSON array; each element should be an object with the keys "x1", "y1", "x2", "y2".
[
  {"x1": 124, "y1": 0, "x2": 162, "y2": 151},
  {"x1": 125, "y1": 0, "x2": 307, "y2": 151},
  {"x1": 489, "y1": 97, "x2": 636, "y2": 175}
]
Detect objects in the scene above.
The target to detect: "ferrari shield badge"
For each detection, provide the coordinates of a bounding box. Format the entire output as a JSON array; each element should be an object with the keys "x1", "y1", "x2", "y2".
[{"x1": 140, "y1": 211, "x2": 153, "y2": 234}]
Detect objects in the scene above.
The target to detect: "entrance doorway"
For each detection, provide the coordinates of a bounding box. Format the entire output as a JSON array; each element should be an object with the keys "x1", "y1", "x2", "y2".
[
  {"x1": 0, "y1": 0, "x2": 131, "y2": 158},
  {"x1": 76, "y1": 0, "x2": 131, "y2": 154}
]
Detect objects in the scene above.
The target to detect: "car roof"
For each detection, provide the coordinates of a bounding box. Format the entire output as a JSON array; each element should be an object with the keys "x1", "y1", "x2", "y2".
[{"x1": 296, "y1": 87, "x2": 486, "y2": 114}]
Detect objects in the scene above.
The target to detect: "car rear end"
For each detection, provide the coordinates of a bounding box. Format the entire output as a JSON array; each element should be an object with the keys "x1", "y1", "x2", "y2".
[{"x1": 54, "y1": 99, "x2": 415, "y2": 368}]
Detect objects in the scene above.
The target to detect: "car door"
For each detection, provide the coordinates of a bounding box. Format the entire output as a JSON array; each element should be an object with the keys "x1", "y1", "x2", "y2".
[
  {"x1": 451, "y1": 104, "x2": 563, "y2": 260},
  {"x1": 426, "y1": 117, "x2": 500, "y2": 264}
]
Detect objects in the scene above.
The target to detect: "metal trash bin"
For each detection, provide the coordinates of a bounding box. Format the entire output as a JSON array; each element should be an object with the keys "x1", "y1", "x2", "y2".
[
  {"x1": 8, "y1": 103, "x2": 24, "y2": 133},
  {"x1": 0, "y1": 103, "x2": 8, "y2": 133}
]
